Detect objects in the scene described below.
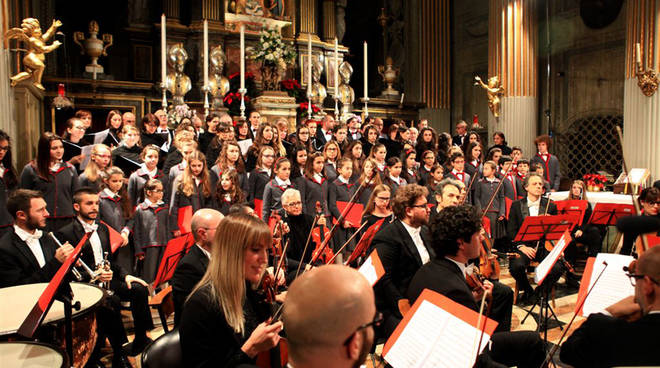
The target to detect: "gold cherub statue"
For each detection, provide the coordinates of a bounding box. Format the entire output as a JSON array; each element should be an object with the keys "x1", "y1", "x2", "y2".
[
  {"x1": 6, "y1": 18, "x2": 62, "y2": 90},
  {"x1": 474, "y1": 75, "x2": 504, "y2": 118}
]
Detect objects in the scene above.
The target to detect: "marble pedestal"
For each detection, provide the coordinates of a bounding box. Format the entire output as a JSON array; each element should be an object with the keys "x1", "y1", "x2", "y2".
[{"x1": 252, "y1": 91, "x2": 299, "y2": 131}]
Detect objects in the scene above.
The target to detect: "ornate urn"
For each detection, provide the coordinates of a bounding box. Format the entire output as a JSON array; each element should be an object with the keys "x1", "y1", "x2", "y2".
[
  {"x1": 377, "y1": 56, "x2": 400, "y2": 97},
  {"x1": 73, "y1": 20, "x2": 113, "y2": 75}
]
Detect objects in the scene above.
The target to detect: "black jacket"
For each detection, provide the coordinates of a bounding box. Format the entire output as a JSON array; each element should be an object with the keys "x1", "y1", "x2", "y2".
[
  {"x1": 407, "y1": 257, "x2": 477, "y2": 311},
  {"x1": 0, "y1": 228, "x2": 62, "y2": 287},
  {"x1": 506, "y1": 197, "x2": 557, "y2": 243},
  {"x1": 171, "y1": 244, "x2": 209, "y2": 326},
  {"x1": 20, "y1": 162, "x2": 79, "y2": 218}
]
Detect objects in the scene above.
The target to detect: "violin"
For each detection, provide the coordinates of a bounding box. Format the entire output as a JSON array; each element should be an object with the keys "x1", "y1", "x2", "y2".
[
  {"x1": 478, "y1": 228, "x2": 501, "y2": 280},
  {"x1": 311, "y1": 202, "x2": 334, "y2": 264}
]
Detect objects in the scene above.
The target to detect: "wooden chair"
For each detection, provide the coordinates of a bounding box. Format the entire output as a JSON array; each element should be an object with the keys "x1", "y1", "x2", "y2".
[{"x1": 149, "y1": 285, "x2": 174, "y2": 332}]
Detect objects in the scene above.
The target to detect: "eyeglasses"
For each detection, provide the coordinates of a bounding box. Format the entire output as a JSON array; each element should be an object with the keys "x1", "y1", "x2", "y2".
[
  {"x1": 343, "y1": 312, "x2": 383, "y2": 346},
  {"x1": 262, "y1": 154, "x2": 275, "y2": 158},
  {"x1": 645, "y1": 200, "x2": 660, "y2": 206},
  {"x1": 0, "y1": 146, "x2": 9, "y2": 152},
  {"x1": 625, "y1": 271, "x2": 660, "y2": 287},
  {"x1": 376, "y1": 196, "x2": 390, "y2": 201},
  {"x1": 410, "y1": 203, "x2": 429, "y2": 209},
  {"x1": 284, "y1": 201, "x2": 302, "y2": 207}
]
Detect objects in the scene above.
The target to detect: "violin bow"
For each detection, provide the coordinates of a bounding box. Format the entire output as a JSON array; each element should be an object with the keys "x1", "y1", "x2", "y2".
[
  {"x1": 326, "y1": 220, "x2": 368, "y2": 264},
  {"x1": 271, "y1": 238, "x2": 290, "y2": 295},
  {"x1": 614, "y1": 126, "x2": 648, "y2": 254},
  {"x1": 481, "y1": 164, "x2": 512, "y2": 217},
  {"x1": 461, "y1": 168, "x2": 480, "y2": 205},
  {"x1": 540, "y1": 260, "x2": 610, "y2": 368},
  {"x1": 293, "y1": 212, "x2": 320, "y2": 279},
  {"x1": 471, "y1": 290, "x2": 490, "y2": 366}
]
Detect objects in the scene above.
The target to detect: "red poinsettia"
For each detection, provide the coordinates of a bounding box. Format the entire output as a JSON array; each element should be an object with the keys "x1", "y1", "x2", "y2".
[
  {"x1": 583, "y1": 173, "x2": 608, "y2": 189},
  {"x1": 281, "y1": 79, "x2": 301, "y2": 90},
  {"x1": 298, "y1": 102, "x2": 320, "y2": 113},
  {"x1": 228, "y1": 72, "x2": 255, "y2": 80}
]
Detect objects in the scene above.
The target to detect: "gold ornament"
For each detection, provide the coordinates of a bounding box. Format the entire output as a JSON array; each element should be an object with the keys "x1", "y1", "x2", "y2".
[
  {"x1": 208, "y1": 45, "x2": 230, "y2": 108},
  {"x1": 73, "y1": 20, "x2": 113, "y2": 76},
  {"x1": 474, "y1": 75, "x2": 504, "y2": 118},
  {"x1": 309, "y1": 57, "x2": 327, "y2": 105},
  {"x1": 377, "y1": 56, "x2": 400, "y2": 97},
  {"x1": 5, "y1": 18, "x2": 62, "y2": 90},
  {"x1": 165, "y1": 43, "x2": 191, "y2": 106},
  {"x1": 636, "y1": 65, "x2": 659, "y2": 97}
]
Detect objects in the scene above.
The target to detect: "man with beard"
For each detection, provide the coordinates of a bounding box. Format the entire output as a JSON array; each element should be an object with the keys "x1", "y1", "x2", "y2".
[
  {"x1": 0, "y1": 189, "x2": 74, "y2": 287},
  {"x1": 283, "y1": 265, "x2": 377, "y2": 368},
  {"x1": 171, "y1": 208, "x2": 224, "y2": 326},
  {"x1": 280, "y1": 189, "x2": 328, "y2": 277},
  {"x1": 369, "y1": 184, "x2": 435, "y2": 338},
  {"x1": 57, "y1": 187, "x2": 152, "y2": 367}
]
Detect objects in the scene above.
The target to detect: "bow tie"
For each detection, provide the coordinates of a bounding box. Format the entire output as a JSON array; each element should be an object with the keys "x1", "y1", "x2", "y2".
[
  {"x1": 81, "y1": 222, "x2": 98, "y2": 233},
  {"x1": 25, "y1": 229, "x2": 43, "y2": 241}
]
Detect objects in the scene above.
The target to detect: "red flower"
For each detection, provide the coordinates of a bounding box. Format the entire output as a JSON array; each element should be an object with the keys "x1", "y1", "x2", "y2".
[{"x1": 229, "y1": 72, "x2": 239, "y2": 80}]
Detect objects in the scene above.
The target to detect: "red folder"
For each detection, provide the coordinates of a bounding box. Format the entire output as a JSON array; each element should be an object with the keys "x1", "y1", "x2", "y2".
[
  {"x1": 575, "y1": 257, "x2": 595, "y2": 315},
  {"x1": 554, "y1": 199, "x2": 588, "y2": 226},
  {"x1": 100, "y1": 221, "x2": 124, "y2": 253},
  {"x1": 152, "y1": 233, "x2": 195, "y2": 287},
  {"x1": 254, "y1": 199, "x2": 263, "y2": 220},
  {"x1": 481, "y1": 216, "x2": 492, "y2": 237},
  {"x1": 505, "y1": 197, "x2": 512, "y2": 219},
  {"x1": 177, "y1": 205, "x2": 193, "y2": 234},
  {"x1": 588, "y1": 203, "x2": 635, "y2": 225},
  {"x1": 335, "y1": 201, "x2": 364, "y2": 227},
  {"x1": 345, "y1": 218, "x2": 386, "y2": 265}
]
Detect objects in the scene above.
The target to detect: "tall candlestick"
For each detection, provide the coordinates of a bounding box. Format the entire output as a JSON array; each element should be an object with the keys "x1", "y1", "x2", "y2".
[
  {"x1": 636, "y1": 42, "x2": 642, "y2": 66},
  {"x1": 240, "y1": 25, "x2": 245, "y2": 91},
  {"x1": 334, "y1": 38, "x2": 339, "y2": 96},
  {"x1": 161, "y1": 14, "x2": 166, "y2": 85},
  {"x1": 203, "y1": 20, "x2": 209, "y2": 88},
  {"x1": 363, "y1": 41, "x2": 368, "y2": 99},
  {"x1": 307, "y1": 34, "x2": 313, "y2": 117}
]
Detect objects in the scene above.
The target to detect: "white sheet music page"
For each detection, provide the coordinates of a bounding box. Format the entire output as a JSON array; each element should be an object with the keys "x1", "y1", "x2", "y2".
[
  {"x1": 383, "y1": 300, "x2": 491, "y2": 368},
  {"x1": 534, "y1": 230, "x2": 571, "y2": 285},
  {"x1": 581, "y1": 253, "x2": 635, "y2": 317},
  {"x1": 357, "y1": 250, "x2": 384, "y2": 287}
]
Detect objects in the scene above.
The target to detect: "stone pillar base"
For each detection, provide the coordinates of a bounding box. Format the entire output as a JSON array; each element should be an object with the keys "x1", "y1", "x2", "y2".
[
  {"x1": 623, "y1": 78, "x2": 660, "y2": 182},
  {"x1": 252, "y1": 91, "x2": 299, "y2": 131}
]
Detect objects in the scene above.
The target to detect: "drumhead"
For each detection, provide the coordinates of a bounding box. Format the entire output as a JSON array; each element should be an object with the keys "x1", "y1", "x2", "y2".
[
  {"x1": 0, "y1": 341, "x2": 66, "y2": 368},
  {"x1": 0, "y1": 283, "x2": 104, "y2": 336}
]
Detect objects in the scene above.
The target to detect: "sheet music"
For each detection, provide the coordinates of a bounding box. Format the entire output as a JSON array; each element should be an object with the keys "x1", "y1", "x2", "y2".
[
  {"x1": 79, "y1": 145, "x2": 94, "y2": 170},
  {"x1": 534, "y1": 230, "x2": 571, "y2": 285},
  {"x1": 357, "y1": 250, "x2": 384, "y2": 287},
  {"x1": 238, "y1": 139, "x2": 253, "y2": 156},
  {"x1": 581, "y1": 253, "x2": 635, "y2": 317},
  {"x1": 384, "y1": 300, "x2": 491, "y2": 368},
  {"x1": 91, "y1": 129, "x2": 109, "y2": 144}
]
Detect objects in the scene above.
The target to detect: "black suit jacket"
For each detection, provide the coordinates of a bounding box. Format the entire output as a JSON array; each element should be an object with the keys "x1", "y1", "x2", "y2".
[
  {"x1": 0, "y1": 228, "x2": 61, "y2": 288},
  {"x1": 314, "y1": 128, "x2": 330, "y2": 150},
  {"x1": 56, "y1": 219, "x2": 128, "y2": 282},
  {"x1": 370, "y1": 220, "x2": 435, "y2": 317},
  {"x1": 506, "y1": 197, "x2": 557, "y2": 243},
  {"x1": 406, "y1": 257, "x2": 477, "y2": 312},
  {"x1": 171, "y1": 244, "x2": 209, "y2": 326},
  {"x1": 560, "y1": 313, "x2": 660, "y2": 367}
]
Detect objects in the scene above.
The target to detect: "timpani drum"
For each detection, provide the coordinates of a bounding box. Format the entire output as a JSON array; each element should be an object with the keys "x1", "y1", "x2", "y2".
[
  {"x1": 0, "y1": 283, "x2": 105, "y2": 368},
  {"x1": 0, "y1": 341, "x2": 67, "y2": 368}
]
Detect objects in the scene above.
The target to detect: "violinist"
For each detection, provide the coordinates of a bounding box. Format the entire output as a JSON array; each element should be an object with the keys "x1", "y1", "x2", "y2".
[
  {"x1": 407, "y1": 205, "x2": 545, "y2": 368},
  {"x1": 179, "y1": 214, "x2": 284, "y2": 367},
  {"x1": 507, "y1": 173, "x2": 563, "y2": 305},
  {"x1": 283, "y1": 265, "x2": 377, "y2": 368},
  {"x1": 429, "y1": 179, "x2": 461, "y2": 224},
  {"x1": 620, "y1": 187, "x2": 659, "y2": 256},
  {"x1": 281, "y1": 189, "x2": 326, "y2": 274},
  {"x1": 560, "y1": 246, "x2": 660, "y2": 367},
  {"x1": 370, "y1": 184, "x2": 434, "y2": 338}
]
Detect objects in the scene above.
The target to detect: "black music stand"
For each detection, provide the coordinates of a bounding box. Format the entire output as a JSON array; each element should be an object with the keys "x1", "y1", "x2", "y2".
[
  {"x1": 18, "y1": 234, "x2": 90, "y2": 366},
  {"x1": 514, "y1": 215, "x2": 574, "y2": 341},
  {"x1": 588, "y1": 203, "x2": 635, "y2": 252}
]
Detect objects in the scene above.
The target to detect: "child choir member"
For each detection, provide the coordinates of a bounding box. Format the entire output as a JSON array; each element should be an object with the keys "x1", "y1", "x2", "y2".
[
  {"x1": 133, "y1": 179, "x2": 170, "y2": 283},
  {"x1": 128, "y1": 144, "x2": 164, "y2": 207},
  {"x1": 328, "y1": 157, "x2": 356, "y2": 255},
  {"x1": 99, "y1": 166, "x2": 133, "y2": 270},
  {"x1": 323, "y1": 140, "x2": 341, "y2": 182},
  {"x1": 261, "y1": 157, "x2": 294, "y2": 222},
  {"x1": 247, "y1": 146, "x2": 275, "y2": 209},
  {"x1": 303, "y1": 152, "x2": 329, "y2": 216},
  {"x1": 215, "y1": 170, "x2": 246, "y2": 215}
]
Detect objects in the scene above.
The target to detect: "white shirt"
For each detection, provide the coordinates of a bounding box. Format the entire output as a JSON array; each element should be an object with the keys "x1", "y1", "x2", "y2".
[
  {"x1": 446, "y1": 257, "x2": 467, "y2": 278},
  {"x1": 0, "y1": 163, "x2": 5, "y2": 178},
  {"x1": 103, "y1": 188, "x2": 118, "y2": 199},
  {"x1": 14, "y1": 225, "x2": 46, "y2": 267},
  {"x1": 196, "y1": 243, "x2": 211, "y2": 259},
  {"x1": 313, "y1": 173, "x2": 323, "y2": 182},
  {"x1": 527, "y1": 197, "x2": 541, "y2": 217},
  {"x1": 321, "y1": 128, "x2": 332, "y2": 142},
  {"x1": 274, "y1": 176, "x2": 291, "y2": 187},
  {"x1": 400, "y1": 220, "x2": 430, "y2": 264},
  {"x1": 337, "y1": 175, "x2": 350, "y2": 184},
  {"x1": 78, "y1": 217, "x2": 103, "y2": 266},
  {"x1": 140, "y1": 163, "x2": 158, "y2": 178}
]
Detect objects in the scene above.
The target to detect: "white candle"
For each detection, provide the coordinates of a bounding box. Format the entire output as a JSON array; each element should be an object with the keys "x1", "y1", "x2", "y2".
[
  {"x1": 400, "y1": 93, "x2": 405, "y2": 105},
  {"x1": 307, "y1": 34, "x2": 312, "y2": 92},
  {"x1": 161, "y1": 14, "x2": 166, "y2": 85},
  {"x1": 203, "y1": 19, "x2": 209, "y2": 88},
  {"x1": 363, "y1": 41, "x2": 368, "y2": 99},
  {"x1": 636, "y1": 42, "x2": 642, "y2": 65},
  {"x1": 334, "y1": 38, "x2": 339, "y2": 96},
  {"x1": 240, "y1": 25, "x2": 245, "y2": 90}
]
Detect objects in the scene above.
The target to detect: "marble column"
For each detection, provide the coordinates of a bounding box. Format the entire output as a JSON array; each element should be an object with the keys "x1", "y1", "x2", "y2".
[
  {"x1": 623, "y1": 0, "x2": 660, "y2": 182},
  {"x1": 488, "y1": 0, "x2": 537, "y2": 156},
  {"x1": 322, "y1": 0, "x2": 336, "y2": 41}
]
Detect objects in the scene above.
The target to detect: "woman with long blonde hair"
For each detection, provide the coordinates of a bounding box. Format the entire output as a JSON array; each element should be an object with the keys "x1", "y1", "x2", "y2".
[
  {"x1": 78, "y1": 144, "x2": 112, "y2": 192},
  {"x1": 179, "y1": 214, "x2": 283, "y2": 367},
  {"x1": 563, "y1": 179, "x2": 602, "y2": 268},
  {"x1": 170, "y1": 150, "x2": 216, "y2": 237}
]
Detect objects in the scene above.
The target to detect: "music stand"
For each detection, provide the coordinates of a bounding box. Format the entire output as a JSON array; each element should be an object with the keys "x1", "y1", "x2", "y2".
[
  {"x1": 554, "y1": 199, "x2": 588, "y2": 226},
  {"x1": 152, "y1": 233, "x2": 195, "y2": 287},
  {"x1": 588, "y1": 203, "x2": 635, "y2": 252},
  {"x1": 514, "y1": 215, "x2": 575, "y2": 340},
  {"x1": 18, "y1": 233, "x2": 90, "y2": 365}
]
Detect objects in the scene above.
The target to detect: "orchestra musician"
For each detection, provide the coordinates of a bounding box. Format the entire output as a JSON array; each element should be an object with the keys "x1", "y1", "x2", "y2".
[
  {"x1": 620, "y1": 187, "x2": 659, "y2": 256},
  {"x1": 507, "y1": 173, "x2": 563, "y2": 305},
  {"x1": 56, "y1": 187, "x2": 153, "y2": 365},
  {"x1": 370, "y1": 184, "x2": 435, "y2": 338},
  {"x1": 179, "y1": 214, "x2": 284, "y2": 367},
  {"x1": 171, "y1": 208, "x2": 224, "y2": 326},
  {"x1": 283, "y1": 264, "x2": 377, "y2": 368},
  {"x1": 280, "y1": 188, "x2": 326, "y2": 274},
  {"x1": 560, "y1": 245, "x2": 660, "y2": 367},
  {"x1": 407, "y1": 205, "x2": 545, "y2": 368}
]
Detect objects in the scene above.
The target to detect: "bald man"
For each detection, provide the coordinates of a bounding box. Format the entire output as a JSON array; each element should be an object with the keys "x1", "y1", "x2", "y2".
[
  {"x1": 560, "y1": 245, "x2": 660, "y2": 367},
  {"x1": 283, "y1": 265, "x2": 377, "y2": 368},
  {"x1": 171, "y1": 208, "x2": 224, "y2": 326}
]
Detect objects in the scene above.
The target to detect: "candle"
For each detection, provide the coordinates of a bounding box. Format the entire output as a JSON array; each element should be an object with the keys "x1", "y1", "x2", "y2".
[
  {"x1": 307, "y1": 34, "x2": 312, "y2": 92},
  {"x1": 400, "y1": 93, "x2": 405, "y2": 105},
  {"x1": 363, "y1": 41, "x2": 368, "y2": 99},
  {"x1": 636, "y1": 42, "x2": 642, "y2": 65},
  {"x1": 334, "y1": 38, "x2": 339, "y2": 96},
  {"x1": 203, "y1": 19, "x2": 209, "y2": 89},
  {"x1": 240, "y1": 25, "x2": 245, "y2": 91},
  {"x1": 161, "y1": 14, "x2": 166, "y2": 85}
]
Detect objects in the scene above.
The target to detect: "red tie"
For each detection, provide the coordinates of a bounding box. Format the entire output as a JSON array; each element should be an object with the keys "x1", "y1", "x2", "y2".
[{"x1": 508, "y1": 175, "x2": 517, "y2": 198}]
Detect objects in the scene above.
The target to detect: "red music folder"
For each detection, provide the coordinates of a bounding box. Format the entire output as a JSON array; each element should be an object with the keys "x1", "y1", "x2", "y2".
[
  {"x1": 100, "y1": 221, "x2": 124, "y2": 253},
  {"x1": 554, "y1": 199, "x2": 588, "y2": 226},
  {"x1": 254, "y1": 199, "x2": 263, "y2": 220},
  {"x1": 513, "y1": 214, "x2": 576, "y2": 243},
  {"x1": 152, "y1": 233, "x2": 195, "y2": 287},
  {"x1": 177, "y1": 205, "x2": 193, "y2": 234},
  {"x1": 383, "y1": 289, "x2": 498, "y2": 368},
  {"x1": 335, "y1": 201, "x2": 364, "y2": 227},
  {"x1": 588, "y1": 203, "x2": 635, "y2": 225},
  {"x1": 481, "y1": 216, "x2": 491, "y2": 237},
  {"x1": 505, "y1": 197, "x2": 513, "y2": 219}
]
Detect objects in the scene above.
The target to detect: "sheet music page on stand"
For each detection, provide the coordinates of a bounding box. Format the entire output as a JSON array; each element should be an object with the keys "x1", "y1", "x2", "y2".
[
  {"x1": 534, "y1": 230, "x2": 571, "y2": 285},
  {"x1": 581, "y1": 253, "x2": 635, "y2": 317},
  {"x1": 357, "y1": 250, "x2": 384, "y2": 287},
  {"x1": 384, "y1": 300, "x2": 492, "y2": 368}
]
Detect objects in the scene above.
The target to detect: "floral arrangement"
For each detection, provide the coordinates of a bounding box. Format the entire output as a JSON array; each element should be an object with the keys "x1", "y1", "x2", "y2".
[
  {"x1": 224, "y1": 72, "x2": 257, "y2": 116},
  {"x1": 248, "y1": 27, "x2": 297, "y2": 70},
  {"x1": 297, "y1": 102, "x2": 321, "y2": 119},
  {"x1": 167, "y1": 103, "x2": 194, "y2": 127},
  {"x1": 583, "y1": 173, "x2": 608, "y2": 190},
  {"x1": 280, "y1": 79, "x2": 306, "y2": 102},
  {"x1": 223, "y1": 92, "x2": 251, "y2": 117}
]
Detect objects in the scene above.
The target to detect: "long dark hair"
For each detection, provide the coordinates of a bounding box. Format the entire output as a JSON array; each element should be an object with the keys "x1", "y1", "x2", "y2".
[
  {"x1": 35, "y1": 132, "x2": 62, "y2": 181},
  {"x1": 0, "y1": 130, "x2": 17, "y2": 189}
]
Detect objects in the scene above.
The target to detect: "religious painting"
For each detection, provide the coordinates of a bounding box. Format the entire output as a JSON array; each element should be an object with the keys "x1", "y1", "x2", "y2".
[
  {"x1": 325, "y1": 54, "x2": 342, "y2": 94},
  {"x1": 300, "y1": 53, "x2": 312, "y2": 88}
]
